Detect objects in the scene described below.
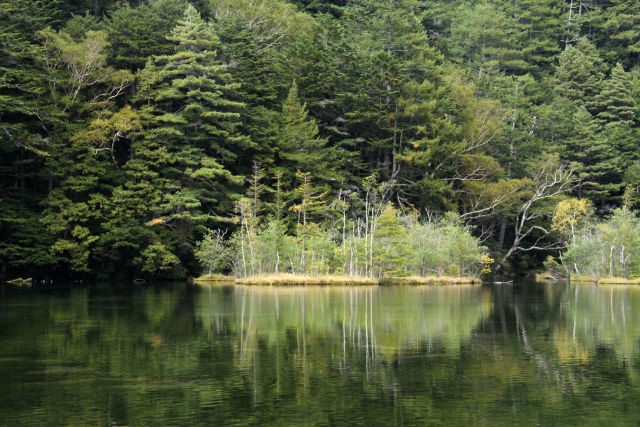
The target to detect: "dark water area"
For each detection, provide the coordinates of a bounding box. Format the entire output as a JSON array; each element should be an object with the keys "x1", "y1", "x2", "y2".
[{"x1": 0, "y1": 281, "x2": 639, "y2": 425}]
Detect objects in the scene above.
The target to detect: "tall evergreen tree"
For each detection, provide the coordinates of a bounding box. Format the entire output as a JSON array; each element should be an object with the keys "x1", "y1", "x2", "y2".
[
  {"x1": 595, "y1": 63, "x2": 637, "y2": 127},
  {"x1": 449, "y1": 2, "x2": 527, "y2": 76},
  {"x1": 554, "y1": 38, "x2": 605, "y2": 110},
  {"x1": 278, "y1": 81, "x2": 331, "y2": 182},
  {"x1": 511, "y1": 0, "x2": 564, "y2": 74},
  {"x1": 598, "y1": 0, "x2": 640, "y2": 68},
  {"x1": 104, "y1": 0, "x2": 187, "y2": 71},
  {"x1": 563, "y1": 106, "x2": 621, "y2": 204},
  {"x1": 214, "y1": 15, "x2": 285, "y2": 174},
  {"x1": 131, "y1": 5, "x2": 247, "y2": 272}
]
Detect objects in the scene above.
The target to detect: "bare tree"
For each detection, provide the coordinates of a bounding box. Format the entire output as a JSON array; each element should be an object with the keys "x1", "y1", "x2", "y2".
[{"x1": 499, "y1": 157, "x2": 578, "y2": 266}]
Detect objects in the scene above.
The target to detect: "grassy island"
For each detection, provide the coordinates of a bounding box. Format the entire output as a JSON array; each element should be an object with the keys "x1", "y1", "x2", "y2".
[
  {"x1": 193, "y1": 274, "x2": 235, "y2": 283},
  {"x1": 569, "y1": 276, "x2": 640, "y2": 285},
  {"x1": 379, "y1": 276, "x2": 480, "y2": 285},
  {"x1": 233, "y1": 273, "x2": 479, "y2": 286}
]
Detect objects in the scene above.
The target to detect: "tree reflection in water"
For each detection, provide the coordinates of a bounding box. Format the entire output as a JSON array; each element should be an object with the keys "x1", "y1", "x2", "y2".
[{"x1": 1, "y1": 282, "x2": 640, "y2": 425}]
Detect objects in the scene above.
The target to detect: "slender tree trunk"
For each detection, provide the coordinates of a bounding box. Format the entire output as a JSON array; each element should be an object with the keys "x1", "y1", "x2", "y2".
[
  {"x1": 240, "y1": 228, "x2": 247, "y2": 278},
  {"x1": 498, "y1": 220, "x2": 507, "y2": 248}
]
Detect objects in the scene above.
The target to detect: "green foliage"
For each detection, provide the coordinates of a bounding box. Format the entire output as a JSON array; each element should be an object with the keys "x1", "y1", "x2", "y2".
[
  {"x1": 595, "y1": 63, "x2": 637, "y2": 127},
  {"x1": 4, "y1": 0, "x2": 640, "y2": 279},
  {"x1": 278, "y1": 82, "x2": 332, "y2": 182},
  {"x1": 554, "y1": 39, "x2": 605, "y2": 111},
  {"x1": 104, "y1": 0, "x2": 187, "y2": 70},
  {"x1": 225, "y1": 177, "x2": 490, "y2": 279},
  {"x1": 136, "y1": 242, "x2": 180, "y2": 275},
  {"x1": 195, "y1": 229, "x2": 229, "y2": 276},
  {"x1": 563, "y1": 207, "x2": 640, "y2": 279}
]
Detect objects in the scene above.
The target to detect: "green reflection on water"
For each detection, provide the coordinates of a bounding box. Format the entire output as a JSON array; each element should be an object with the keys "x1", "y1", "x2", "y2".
[
  {"x1": 553, "y1": 283, "x2": 640, "y2": 368},
  {"x1": 0, "y1": 282, "x2": 639, "y2": 425}
]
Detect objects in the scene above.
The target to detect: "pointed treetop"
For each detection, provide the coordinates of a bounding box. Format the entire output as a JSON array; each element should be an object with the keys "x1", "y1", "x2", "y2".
[{"x1": 167, "y1": 5, "x2": 219, "y2": 52}]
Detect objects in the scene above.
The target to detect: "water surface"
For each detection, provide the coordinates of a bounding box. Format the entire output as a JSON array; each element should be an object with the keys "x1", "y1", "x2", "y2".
[{"x1": 0, "y1": 282, "x2": 639, "y2": 425}]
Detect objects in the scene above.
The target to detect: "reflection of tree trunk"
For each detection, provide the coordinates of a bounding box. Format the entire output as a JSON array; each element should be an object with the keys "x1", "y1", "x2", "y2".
[
  {"x1": 240, "y1": 290, "x2": 246, "y2": 353},
  {"x1": 302, "y1": 293, "x2": 307, "y2": 394},
  {"x1": 365, "y1": 290, "x2": 369, "y2": 371},
  {"x1": 514, "y1": 302, "x2": 530, "y2": 351},
  {"x1": 514, "y1": 299, "x2": 571, "y2": 388},
  {"x1": 343, "y1": 290, "x2": 347, "y2": 361},
  {"x1": 573, "y1": 285, "x2": 578, "y2": 340},
  {"x1": 496, "y1": 287, "x2": 508, "y2": 336},
  {"x1": 610, "y1": 289, "x2": 614, "y2": 325},
  {"x1": 370, "y1": 288, "x2": 376, "y2": 363}
]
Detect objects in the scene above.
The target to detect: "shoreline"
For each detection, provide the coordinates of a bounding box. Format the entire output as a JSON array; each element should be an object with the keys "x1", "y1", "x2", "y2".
[
  {"x1": 537, "y1": 274, "x2": 640, "y2": 285},
  {"x1": 571, "y1": 276, "x2": 640, "y2": 285},
  {"x1": 195, "y1": 273, "x2": 481, "y2": 286},
  {"x1": 193, "y1": 274, "x2": 235, "y2": 283}
]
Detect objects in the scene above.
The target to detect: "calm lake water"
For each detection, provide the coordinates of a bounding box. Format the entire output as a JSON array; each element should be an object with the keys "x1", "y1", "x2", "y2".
[{"x1": 0, "y1": 281, "x2": 639, "y2": 425}]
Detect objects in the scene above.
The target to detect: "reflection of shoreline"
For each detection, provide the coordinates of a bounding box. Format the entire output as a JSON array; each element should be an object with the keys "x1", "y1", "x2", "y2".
[
  {"x1": 199, "y1": 282, "x2": 482, "y2": 293},
  {"x1": 197, "y1": 285, "x2": 493, "y2": 359},
  {"x1": 552, "y1": 283, "x2": 640, "y2": 363}
]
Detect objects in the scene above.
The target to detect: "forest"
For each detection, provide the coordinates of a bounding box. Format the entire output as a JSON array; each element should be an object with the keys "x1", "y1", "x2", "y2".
[{"x1": 2, "y1": 0, "x2": 640, "y2": 281}]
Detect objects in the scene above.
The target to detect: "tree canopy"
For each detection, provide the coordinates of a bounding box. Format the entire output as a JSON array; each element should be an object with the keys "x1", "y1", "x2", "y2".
[{"x1": 2, "y1": 0, "x2": 640, "y2": 280}]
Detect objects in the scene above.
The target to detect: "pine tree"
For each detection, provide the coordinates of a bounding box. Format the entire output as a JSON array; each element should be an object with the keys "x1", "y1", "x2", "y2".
[
  {"x1": 138, "y1": 6, "x2": 247, "y2": 243},
  {"x1": 104, "y1": 0, "x2": 187, "y2": 71},
  {"x1": 563, "y1": 107, "x2": 621, "y2": 204},
  {"x1": 278, "y1": 81, "x2": 331, "y2": 182},
  {"x1": 373, "y1": 203, "x2": 406, "y2": 277},
  {"x1": 598, "y1": 0, "x2": 640, "y2": 68},
  {"x1": 595, "y1": 63, "x2": 637, "y2": 127},
  {"x1": 554, "y1": 39, "x2": 605, "y2": 110},
  {"x1": 450, "y1": 2, "x2": 527, "y2": 75},
  {"x1": 511, "y1": 0, "x2": 564, "y2": 74},
  {"x1": 214, "y1": 15, "x2": 285, "y2": 174}
]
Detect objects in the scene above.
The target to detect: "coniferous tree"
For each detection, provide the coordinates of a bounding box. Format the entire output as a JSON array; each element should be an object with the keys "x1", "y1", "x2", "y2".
[
  {"x1": 595, "y1": 63, "x2": 637, "y2": 127},
  {"x1": 142, "y1": 5, "x2": 246, "y2": 216},
  {"x1": 554, "y1": 39, "x2": 605, "y2": 110},
  {"x1": 290, "y1": 171, "x2": 327, "y2": 274},
  {"x1": 450, "y1": 2, "x2": 527, "y2": 76},
  {"x1": 564, "y1": 107, "x2": 621, "y2": 205},
  {"x1": 373, "y1": 203, "x2": 406, "y2": 277},
  {"x1": 278, "y1": 82, "x2": 331, "y2": 183},
  {"x1": 511, "y1": 0, "x2": 564, "y2": 74},
  {"x1": 104, "y1": 0, "x2": 187, "y2": 71},
  {"x1": 132, "y1": 5, "x2": 247, "y2": 272},
  {"x1": 598, "y1": 0, "x2": 640, "y2": 67},
  {"x1": 214, "y1": 15, "x2": 285, "y2": 173}
]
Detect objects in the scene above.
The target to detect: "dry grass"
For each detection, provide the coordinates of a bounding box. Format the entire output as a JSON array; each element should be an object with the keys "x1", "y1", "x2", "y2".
[
  {"x1": 193, "y1": 274, "x2": 235, "y2": 282},
  {"x1": 569, "y1": 275, "x2": 640, "y2": 285},
  {"x1": 569, "y1": 275, "x2": 598, "y2": 283},
  {"x1": 235, "y1": 274, "x2": 378, "y2": 286},
  {"x1": 379, "y1": 276, "x2": 480, "y2": 285},
  {"x1": 234, "y1": 273, "x2": 479, "y2": 286},
  {"x1": 596, "y1": 277, "x2": 640, "y2": 285}
]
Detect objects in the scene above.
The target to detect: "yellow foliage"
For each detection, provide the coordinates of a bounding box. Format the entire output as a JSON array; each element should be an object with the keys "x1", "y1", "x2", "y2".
[
  {"x1": 148, "y1": 218, "x2": 166, "y2": 226},
  {"x1": 481, "y1": 253, "x2": 494, "y2": 274},
  {"x1": 552, "y1": 198, "x2": 591, "y2": 237}
]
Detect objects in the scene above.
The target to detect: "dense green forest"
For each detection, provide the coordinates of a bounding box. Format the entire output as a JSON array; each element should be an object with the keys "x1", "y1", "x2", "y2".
[{"x1": 3, "y1": 0, "x2": 640, "y2": 280}]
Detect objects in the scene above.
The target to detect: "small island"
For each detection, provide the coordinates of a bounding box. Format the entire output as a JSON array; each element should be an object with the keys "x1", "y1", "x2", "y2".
[
  {"x1": 196, "y1": 273, "x2": 480, "y2": 286},
  {"x1": 194, "y1": 201, "x2": 492, "y2": 287}
]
